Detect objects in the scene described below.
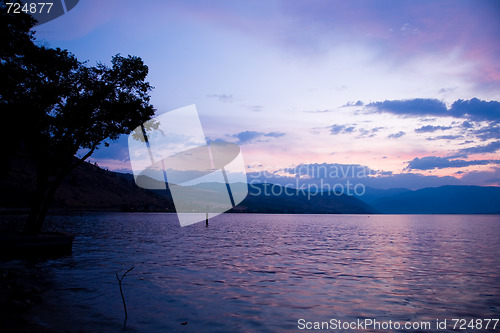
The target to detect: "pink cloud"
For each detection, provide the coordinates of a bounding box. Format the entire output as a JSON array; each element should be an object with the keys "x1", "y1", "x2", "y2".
[{"x1": 168, "y1": 0, "x2": 500, "y2": 90}]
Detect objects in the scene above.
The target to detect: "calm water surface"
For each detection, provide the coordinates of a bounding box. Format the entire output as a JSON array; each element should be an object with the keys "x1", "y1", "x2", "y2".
[{"x1": 5, "y1": 214, "x2": 500, "y2": 332}]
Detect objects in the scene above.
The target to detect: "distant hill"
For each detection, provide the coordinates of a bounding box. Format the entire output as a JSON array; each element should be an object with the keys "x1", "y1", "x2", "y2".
[
  {"x1": 154, "y1": 182, "x2": 373, "y2": 214},
  {"x1": 354, "y1": 187, "x2": 412, "y2": 208},
  {"x1": 231, "y1": 183, "x2": 373, "y2": 214},
  {"x1": 0, "y1": 158, "x2": 372, "y2": 214},
  {"x1": 0, "y1": 157, "x2": 174, "y2": 212},
  {"x1": 366, "y1": 185, "x2": 500, "y2": 214},
  {"x1": 2, "y1": 158, "x2": 498, "y2": 214}
]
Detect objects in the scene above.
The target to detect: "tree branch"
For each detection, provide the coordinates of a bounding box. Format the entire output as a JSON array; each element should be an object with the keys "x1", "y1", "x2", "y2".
[{"x1": 116, "y1": 266, "x2": 135, "y2": 323}]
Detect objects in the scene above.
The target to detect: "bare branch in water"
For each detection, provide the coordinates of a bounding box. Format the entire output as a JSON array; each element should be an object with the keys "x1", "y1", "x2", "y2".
[{"x1": 116, "y1": 266, "x2": 135, "y2": 325}]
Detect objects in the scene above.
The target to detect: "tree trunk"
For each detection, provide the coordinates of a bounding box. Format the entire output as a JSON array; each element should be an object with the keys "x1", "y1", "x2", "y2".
[
  {"x1": 23, "y1": 164, "x2": 70, "y2": 235},
  {"x1": 23, "y1": 142, "x2": 99, "y2": 235},
  {"x1": 23, "y1": 189, "x2": 48, "y2": 235},
  {"x1": 23, "y1": 149, "x2": 94, "y2": 235}
]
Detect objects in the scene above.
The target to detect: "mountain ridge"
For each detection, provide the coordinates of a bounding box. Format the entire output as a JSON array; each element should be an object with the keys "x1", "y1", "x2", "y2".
[
  {"x1": 365, "y1": 185, "x2": 500, "y2": 214},
  {"x1": 0, "y1": 159, "x2": 372, "y2": 214},
  {"x1": 1, "y1": 158, "x2": 499, "y2": 214}
]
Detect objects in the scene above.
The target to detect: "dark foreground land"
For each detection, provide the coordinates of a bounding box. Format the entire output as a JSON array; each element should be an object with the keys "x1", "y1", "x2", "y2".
[
  {"x1": 0, "y1": 264, "x2": 122, "y2": 333},
  {"x1": 0, "y1": 265, "x2": 80, "y2": 333},
  {"x1": 0, "y1": 217, "x2": 117, "y2": 333}
]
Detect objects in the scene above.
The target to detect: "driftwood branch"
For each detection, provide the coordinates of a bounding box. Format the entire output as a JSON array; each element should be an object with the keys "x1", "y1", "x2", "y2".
[{"x1": 116, "y1": 266, "x2": 135, "y2": 323}]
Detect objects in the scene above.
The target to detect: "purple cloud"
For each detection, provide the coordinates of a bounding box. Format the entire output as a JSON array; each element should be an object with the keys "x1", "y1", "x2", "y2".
[
  {"x1": 234, "y1": 130, "x2": 285, "y2": 144},
  {"x1": 388, "y1": 131, "x2": 405, "y2": 139},
  {"x1": 368, "y1": 99, "x2": 448, "y2": 117},
  {"x1": 368, "y1": 98, "x2": 500, "y2": 123},
  {"x1": 473, "y1": 126, "x2": 500, "y2": 141},
  {"x1": 450, "y1": 98, "x2": 500, "y2": 123},
  {"x1": 329, "y1": 124, "x2": 351, "y2": 135},
  {"x1": 278, "y1": 1, "x2": 500, "y2": 89},
  {"x1": 407, "y1": 156, "x2": 500, "y2": 170},
  {"x1": 415, "y1": 125, "x2": 452, "y2": 133},
  {"x1": 453, "y1": 140, "x2": 500, "y2": 158},
  {"x1": 426, "y1": 135, "x2": 463, "y2": 141},
  {"x1": 461, "y1": 121, "x2": 474, "y2": 128},
  {"x1": 246, "y1": 163, "x2": 500, "y2": 190}
]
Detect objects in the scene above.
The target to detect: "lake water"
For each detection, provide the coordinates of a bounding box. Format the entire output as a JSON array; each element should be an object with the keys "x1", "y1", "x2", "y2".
[{"x1": 4, "y1": 213, "x2": 500, "y2": 332}]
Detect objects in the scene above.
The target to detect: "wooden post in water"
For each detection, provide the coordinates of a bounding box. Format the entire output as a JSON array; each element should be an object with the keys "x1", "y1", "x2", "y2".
[{"x1": 206, "y1": 211, "x2": 209, "y2": 226}]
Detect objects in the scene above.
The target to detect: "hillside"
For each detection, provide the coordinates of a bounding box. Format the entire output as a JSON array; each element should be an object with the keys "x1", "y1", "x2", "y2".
[
  {"x1": 369, "y1": 185, "x2": 500, "y2": 214},
  {"x1": 3, "y1": 158, "x2": 497, "y2": 215},
  {"x1": 0, "y1": 158, "x2": 373, "y2": 214},
  {"x1": 150, "y1": 182, "x2": 374, "y2": 214},
  {"x1": 0, "y1": 157, "x2": 174, "y2": 212},
  {"x1": 231, "y1": 183, "x2": 373, "y2": 214},
  {"x1": 354, "y1": 187, "x2": 412, "y2": 208}
]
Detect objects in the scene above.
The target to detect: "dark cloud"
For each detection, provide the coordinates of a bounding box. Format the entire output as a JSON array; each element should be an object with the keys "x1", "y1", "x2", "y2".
[
  {"x1": 358, "y1": 129, "x2": 370, "y2": 136},
  {"x1": 358, "y1": 127, "x2": 383, "y2": 138},
  {"x1": 483, "y1": 177, "x2": 500, "y2": 184},
  {"x1": 461, "y1": 121, "x2": 474, "y2": 128},
  {"x1": 367, "y1": 98, "x2": 500, "y2": 123},
  {"x1": 329, "y1": 124, "x2": 354, "y2": 135},
  {"x1": 388, "y1": 131, "x2": 405, "y2": 139},
  {"x1": 329, "y1": 124, "x2": 376, "y2": 136},
  {"x1": 450, "y1": 98, "x2": 500, "y2": 122},
  {"x1": 459, "y1": 167, "x2": 500, "y2": 186},
  {"x1": 454, "y1": 140, "x2": 500, "y2": 158},
  {"x1": 234, "y1": 131, "x2": 262, "y2": 144},
  {"x1": 415, "y1": 125, "x2": 452, "y2": 133},
  {"x1": 407, "y1": 156, "x2": 500, "y2": 170},
  {"x1": 343, "y1": 100, "x2": 364, "y2": 107},
  {"x1": 247, "y1": 165, "x2": 461, "y2": 190},
  {"x1": 426, "y1": 135, "x2": 463, "y2": 141},
  {"x1": 234, "y1": 130, "x2": 285, "y2": 144},
  {"x1": 473, "y1": 126, "x2": 500, "y2": 141},
  {"x1": 329, "y1": 124, "x2": 345, "y2": 135},
  {"x1": 367, "y1": 98, "x2": 447, "y2": 117},
  {"x1": 208, "y1": 93, "x2": 234, "y2": 103},
  {"x1": 264, "y1": 131, "x2": 286, "y2": 138},
  {"x1": 206, "y1": 137, "x2": 228, "y2": 144},
  {"x1": 362, "y1": 173, "x2": 458, "y2": 190},
  {"x1": 247, "y1": 163, "x2": 500, "y2": 190}
]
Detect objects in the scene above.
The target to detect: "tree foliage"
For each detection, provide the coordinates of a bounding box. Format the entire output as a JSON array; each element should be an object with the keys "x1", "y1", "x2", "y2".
[{"x1": 0, "y1": 3, "x2": 156, "y2": 234}]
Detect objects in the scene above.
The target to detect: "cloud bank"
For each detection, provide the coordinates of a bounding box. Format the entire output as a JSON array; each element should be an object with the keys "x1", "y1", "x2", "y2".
[
  {"x1": 407, "y1": 156, "x2": 500, "y2": 171},
  {"x1": 234, "y1": 131, "x2": 285, "y2": 144},
  {"x1": 367, "y1": 98, "x2": 500, "y2": 123}
]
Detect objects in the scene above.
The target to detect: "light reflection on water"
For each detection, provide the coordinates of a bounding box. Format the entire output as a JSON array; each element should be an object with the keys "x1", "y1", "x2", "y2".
[{"x1": 9, "y1": 214, "x2": 500, "y2": 331}]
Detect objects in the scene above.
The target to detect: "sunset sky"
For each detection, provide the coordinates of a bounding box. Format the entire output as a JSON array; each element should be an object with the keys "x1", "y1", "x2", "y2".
[{"x1": 34, "y1": 0, "x2": 500, "y2": 189}]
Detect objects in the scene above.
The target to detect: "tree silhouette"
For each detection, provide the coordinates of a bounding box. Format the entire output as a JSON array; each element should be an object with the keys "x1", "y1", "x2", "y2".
[{"x1": 0, "y1": 3, "x2": 155, "y2": 234}]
